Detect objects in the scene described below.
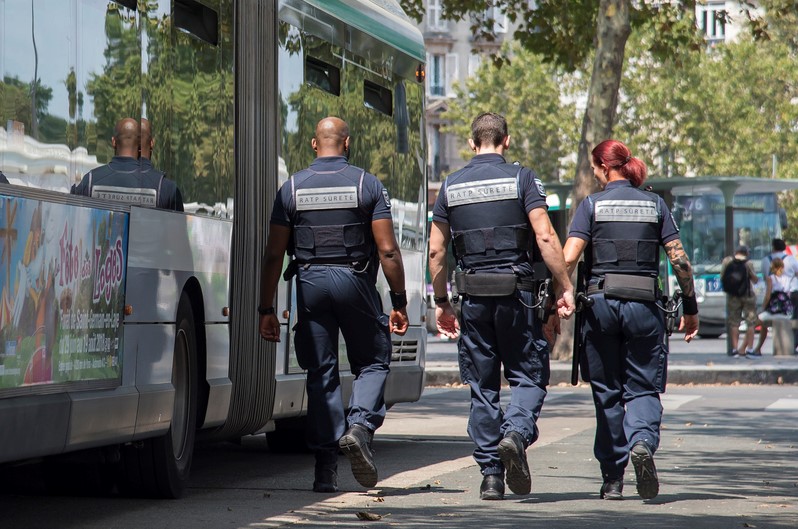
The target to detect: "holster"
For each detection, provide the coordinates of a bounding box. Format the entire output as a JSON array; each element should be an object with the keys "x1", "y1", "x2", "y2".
[
  {"x1": 595, "y1": 273, "x2": 658, "y2": 302},
  {"x1": 454, "y1": 270, "x2": 518, "y2": 297}
]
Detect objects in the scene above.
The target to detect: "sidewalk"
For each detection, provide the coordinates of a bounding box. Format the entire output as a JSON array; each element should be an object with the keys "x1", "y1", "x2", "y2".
[{"x1": 424, "y1": 332, "x2": 798, "y2": 386}]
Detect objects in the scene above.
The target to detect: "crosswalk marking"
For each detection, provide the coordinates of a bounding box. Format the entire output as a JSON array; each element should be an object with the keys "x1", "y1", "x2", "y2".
[{"x1": 765, "y1": 398, "x2": 798, "y2": 410}]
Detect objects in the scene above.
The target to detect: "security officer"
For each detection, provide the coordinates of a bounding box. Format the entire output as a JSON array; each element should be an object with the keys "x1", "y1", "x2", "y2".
[
  {"x1": 429, "y1": 112, "x2": 575, "y2": 500},
  {"x1": 71, "y1": 117, "x2": 184, "y2": 211},
  {"x1": 258, "y1": 116, "x2": 409, "y2": 493},
  {"x1": 563, "y1": 139, "x2": 699, "y2": 501},
  {"x1": 139, "y1": 118, "x2": 184, "y2": 211}
]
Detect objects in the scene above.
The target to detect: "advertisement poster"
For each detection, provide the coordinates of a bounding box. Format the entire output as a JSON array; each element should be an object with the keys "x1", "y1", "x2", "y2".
[{"x1": 0, "y1": 196, "x2": 128, "y2": 391}]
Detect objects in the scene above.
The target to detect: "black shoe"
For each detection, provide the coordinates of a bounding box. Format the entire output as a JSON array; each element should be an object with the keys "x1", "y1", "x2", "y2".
[
  {"x1": 600, "y1": 479, "x2": 624, "y2": 500},
  {"x1": 630, "y1": 441, "x2": 659, "y2": 500},
  {"x1": 497, "y1": 431, "x2": 531, "y2": 495},
  {"x1": 339, "y1": 424, "x2": 378, "y2": 488},
  {"x1": 479, "y1": 474, "x2": 505, "y2": 500},
  {"x1": 313, "y1": 463, "x2": 338, "y2": 493}
]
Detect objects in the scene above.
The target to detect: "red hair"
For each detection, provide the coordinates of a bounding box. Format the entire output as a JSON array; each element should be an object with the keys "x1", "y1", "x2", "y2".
[{"x1": 591, "y1": 139, "x2": 647, "y2": 188}]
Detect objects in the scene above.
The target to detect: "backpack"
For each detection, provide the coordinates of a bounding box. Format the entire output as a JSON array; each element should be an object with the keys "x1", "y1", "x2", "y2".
[{"x1": 722, "y1": 259, "x2": 751, "y2": 297}]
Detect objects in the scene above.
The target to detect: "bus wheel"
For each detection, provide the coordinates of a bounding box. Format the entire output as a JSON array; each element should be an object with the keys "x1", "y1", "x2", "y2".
[{"x1": 121, "y1": 295, "x2": 198, "y2": 498}]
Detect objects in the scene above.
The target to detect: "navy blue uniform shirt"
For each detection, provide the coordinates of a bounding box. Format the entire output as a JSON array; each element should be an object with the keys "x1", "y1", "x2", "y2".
[
  {"x1": 432, "y1": 153, "x2": 547, "y2": 222},
  {"x1": 568, "y1": 180, "x2": 679, "y2": 244},
  {"x1": 271, "y1": 156, "x2": 392, "y2": 226}
]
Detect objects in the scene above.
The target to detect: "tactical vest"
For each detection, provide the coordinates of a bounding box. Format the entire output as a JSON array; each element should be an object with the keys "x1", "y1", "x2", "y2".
[
  {"x1": 586, "y1": 185, "x2": 662, "y2": 278},
  {"x1": 286, "y1": 166, "x2": 372, "y2": 265},
  {"x1": 88, "y1": 161, "x2": 164, "y2": 208},
  {"x1": 445, "y1": 163, "x2": 531, "y2": 270}
]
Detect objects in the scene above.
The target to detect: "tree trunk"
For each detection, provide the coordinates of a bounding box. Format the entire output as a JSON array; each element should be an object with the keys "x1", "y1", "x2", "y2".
[{"x1": 552, "y1": 0, "x2": 631, "y2": 361}]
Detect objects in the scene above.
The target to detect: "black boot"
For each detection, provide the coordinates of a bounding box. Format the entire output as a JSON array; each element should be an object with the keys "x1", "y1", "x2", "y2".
[
  {"x1": 313, "y1": 451, "x2": 338, "y2": 493},
  {"x1": 479, "y1": 474, "x2": 505, "y2": 500},
  {"x1": 339, "y1": 424, "x2": 377, "y2": 488},
  {"x1": 599, "y1": 478, "x2": 623, "y2": 500},
  {"x1": 497, "y1": 431, "x2": 531, "y2": 495},
  {"x1": 630, "y1": 441, "x2": 659, "y2": 500}
]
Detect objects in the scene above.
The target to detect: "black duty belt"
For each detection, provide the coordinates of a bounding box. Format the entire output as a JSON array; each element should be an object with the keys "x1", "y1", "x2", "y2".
[
  {"x1": 586, "y1": 273, "x2": 659, "y2": 302},
  {"x1": 454, "y1": 270, "x2": 541, "y2": 297}
]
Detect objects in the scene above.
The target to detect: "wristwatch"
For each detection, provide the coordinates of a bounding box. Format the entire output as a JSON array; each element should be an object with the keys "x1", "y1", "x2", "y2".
[{"x1": 257, "y1": 306, "x2": 275, "y2": 315}]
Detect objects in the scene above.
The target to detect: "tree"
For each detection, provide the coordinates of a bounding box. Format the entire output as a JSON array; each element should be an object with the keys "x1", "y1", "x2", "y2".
[
  {"x1": 442, "y1": 42, "x2": 585, "y2": 182},
  {"x1": 401, "y1": 0, "x2": 776, "y2": 359}
]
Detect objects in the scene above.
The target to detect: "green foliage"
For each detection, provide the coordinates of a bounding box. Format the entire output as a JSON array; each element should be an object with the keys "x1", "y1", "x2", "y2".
[{"x1": 442, "y1": 43, "x2": 585, "y2": 182}]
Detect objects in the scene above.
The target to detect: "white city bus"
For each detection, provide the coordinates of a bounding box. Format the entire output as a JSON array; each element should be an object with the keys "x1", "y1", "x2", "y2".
[{"x1": 0, "y1": 0, "x2": 427, "y2": 497}]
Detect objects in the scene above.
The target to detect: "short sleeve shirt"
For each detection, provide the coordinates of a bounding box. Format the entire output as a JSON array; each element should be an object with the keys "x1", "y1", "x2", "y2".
[
  {"x1": 567, "y1": 180, "x2": 679, "y2": 245},
  {"x1": 271, "y1": 156, "x2": 392, "y2": 226},
  {"x1": 432, "y1": 153, "x2": 547, "y2": 223}
]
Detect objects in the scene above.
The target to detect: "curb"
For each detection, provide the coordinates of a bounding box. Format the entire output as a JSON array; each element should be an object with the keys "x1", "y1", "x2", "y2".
[{"x1": 424, "y1": 364, "x2": 798, "y2": 387}]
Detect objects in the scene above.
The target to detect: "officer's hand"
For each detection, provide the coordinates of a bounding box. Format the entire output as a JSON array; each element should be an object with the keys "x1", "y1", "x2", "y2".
[
  {"x1": 679, "y1": 314, "x2": 699, "y2": 342},
  {"x1": 436, "y1": 302, "x2": 460, "y2": 339},
  {"x1": 390, "y1": 308, "x2": 409, "y2": 336},
  {"x1": 259, "y1": 313, "x2": 281, "y2": 342},
  {"x1": 542, "y1": 312, "x2": 560, "y2": 345},
  {"x1": 556, "y1": 288, "x2": 576, "y2": 319}
]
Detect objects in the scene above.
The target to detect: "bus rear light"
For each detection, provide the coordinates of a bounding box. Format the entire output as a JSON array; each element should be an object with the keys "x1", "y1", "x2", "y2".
[
  {"x1": 124, "y1": 305, "x2": 133, "y2": 316},
  {"x1": 282, "y1": 309, "x2": 290, "y2": 320},
  {"x1": 222, "y1": 307, "x2": 229, "y2": 317}
]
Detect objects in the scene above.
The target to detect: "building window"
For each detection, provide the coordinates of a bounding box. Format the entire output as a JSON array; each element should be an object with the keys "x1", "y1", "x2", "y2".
[
  {"x1": 427, "y1": 53, "x2": 458, "y2": 97},
  {"x1": 468, "y1": 53, "x2": 482, "y2": 78},
  {"x1": 484, "y1": 6, "x2": 508, "y2": 34},
  {"x1": 430, "y1": 126, "x2": 441, "y2": 181},
  {"x1": 427, "y1": 0, "x2": 447, "y2": 31},
  {"x1": 697, "y1": 2, "x2": 726, "y2": 42}
]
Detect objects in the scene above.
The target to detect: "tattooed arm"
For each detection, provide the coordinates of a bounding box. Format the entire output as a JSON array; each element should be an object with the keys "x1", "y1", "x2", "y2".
[
  {"x1": 665, "y1": 239, "x2": 695, "y2": 298},
  {"x1": 664, "y1": 238, "x2": 699, "y2": 342}
]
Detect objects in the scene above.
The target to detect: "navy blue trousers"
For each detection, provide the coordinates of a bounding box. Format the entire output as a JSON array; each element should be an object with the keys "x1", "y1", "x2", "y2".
[
  {"x1": 457, "y1": 291, "x2": 549, "y2": 475},
  {"x1": 582, "y1": 294, "x2": 668, "y2": 480},
  {"x1": 293, "y1": 266, "x2": 392, "y2": 452}
]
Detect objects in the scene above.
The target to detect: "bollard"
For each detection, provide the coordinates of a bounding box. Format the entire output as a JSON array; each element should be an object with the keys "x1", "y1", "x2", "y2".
[{"x1": 771, "y1": 318, "x2": 795, "y2": 356}]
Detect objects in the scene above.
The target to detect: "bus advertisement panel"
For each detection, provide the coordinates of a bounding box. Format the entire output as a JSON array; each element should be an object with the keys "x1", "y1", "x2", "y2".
[{"x1": 0, "y1": 197, "x2": 127, "y2": 392}]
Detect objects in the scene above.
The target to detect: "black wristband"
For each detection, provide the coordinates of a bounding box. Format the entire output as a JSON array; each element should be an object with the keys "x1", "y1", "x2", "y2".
[
  {"x1": 434, "y1": 295, "x2": 449, "y2": 305},
  {"x1": 390, "y1": 290, "x2": 408, "y2": 310},
  {"x1": 257, "y1": 305, "x2": 275, "y2": 315},
  {"x1": 681, "y1": 296, "x2": 698, "y2": 316}
]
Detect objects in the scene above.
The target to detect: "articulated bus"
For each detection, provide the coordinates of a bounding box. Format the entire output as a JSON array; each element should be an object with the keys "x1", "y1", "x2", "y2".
[{"x1": 0, "y1": 0, "x2": 427, "y2": 497}]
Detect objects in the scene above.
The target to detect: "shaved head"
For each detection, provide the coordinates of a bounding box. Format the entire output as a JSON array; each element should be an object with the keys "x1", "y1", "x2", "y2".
[
  {"x1": 113, "y1": 117, "x2": 140, "y2": 156},
  {"x1": 140, "y1": 118, "x2": 153, "y2": 159},
  {"x1": 313, "y1": 117, "x2": 349, "y2": 157}
]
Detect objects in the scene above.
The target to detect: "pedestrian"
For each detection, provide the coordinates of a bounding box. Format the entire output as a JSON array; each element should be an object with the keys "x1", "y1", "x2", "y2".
[
  {"x1": 760, "y1": 238, "x2": 798, "y2": 353},
  {"x1": 258, "y1": 116, "x2": 409, "y2": 493},
  {"x1": 71, "y1": 117, "x2": 184, "y2": 211},
  {"x1": 721, "y1": 245, "x2": 758, "y2": 357},
  {"x1": 139, "y1": 118, "x2": 184, "y2": 211},
  {"x1": 754, "y1": 257, "x2": 794, "y2": 354},
  {"x1": 428, "y1": 112, "x2": 575, "y2": 501},
  {"x1": 562, "y1": 139, "x2": 699, "y2": 501}
]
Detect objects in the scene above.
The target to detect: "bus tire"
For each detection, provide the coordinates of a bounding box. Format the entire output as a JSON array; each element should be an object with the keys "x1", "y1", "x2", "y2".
[{"x1": 121, "y1": 294, "x2": 199, "y2": 498}]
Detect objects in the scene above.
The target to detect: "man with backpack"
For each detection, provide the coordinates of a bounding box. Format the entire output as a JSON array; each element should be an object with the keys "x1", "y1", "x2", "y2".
[{"x1": 721, "y1": 245, "x2": 759, "y2": 357}]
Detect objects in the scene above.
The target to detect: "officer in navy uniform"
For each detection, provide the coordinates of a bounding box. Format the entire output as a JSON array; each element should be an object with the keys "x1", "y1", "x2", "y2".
[
  {"x1": 71, "y1": 117, "x2": 183, "y2": 211},
  {"x1": 429, "y1": 112, "x2": 575, "y2": 500},
  {"x1": 563, "y1": 139, "x2": 699, "y2": 501},
  {"x1": 139, "y1": 118, "x2": 184, "y2": 211},
  {"x1": 258, "y1": 117, "x2": 409, "y2": 493}
]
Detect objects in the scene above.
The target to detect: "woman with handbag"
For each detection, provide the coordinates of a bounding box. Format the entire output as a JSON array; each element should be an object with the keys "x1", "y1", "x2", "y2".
[{"x1": 754, "y1": 257, "x2": 794, "y2": 356}]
